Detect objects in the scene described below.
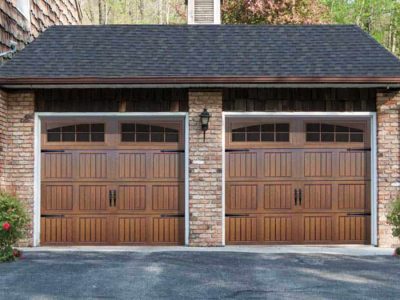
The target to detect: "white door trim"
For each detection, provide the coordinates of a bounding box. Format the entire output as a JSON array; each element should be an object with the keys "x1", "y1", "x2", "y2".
[
  {"x1": 33, "y1": 112, "x2": 189, "y2": 247},
  {"x1": 33, "y1": 114, "x2": 41, "y2": 247},
  {"x1": 222, "y1": 111, "x2": 378, "y2": 246}
]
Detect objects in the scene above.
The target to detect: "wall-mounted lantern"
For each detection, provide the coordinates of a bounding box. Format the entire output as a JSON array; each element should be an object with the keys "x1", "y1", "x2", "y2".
[{"x1": 199, "y1": 108, "x2": 211, "y2": 142}]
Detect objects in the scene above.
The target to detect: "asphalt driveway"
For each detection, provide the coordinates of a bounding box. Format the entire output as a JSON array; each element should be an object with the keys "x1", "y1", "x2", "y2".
[{"x1": 0, "y1": 251, "x2": 398, "y2": 299}]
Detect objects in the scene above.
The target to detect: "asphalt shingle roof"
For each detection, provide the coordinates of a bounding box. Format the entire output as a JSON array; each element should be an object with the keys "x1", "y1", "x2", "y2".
[{"x1": 1, "y1": 24, "x2": 400, "y2": 81}]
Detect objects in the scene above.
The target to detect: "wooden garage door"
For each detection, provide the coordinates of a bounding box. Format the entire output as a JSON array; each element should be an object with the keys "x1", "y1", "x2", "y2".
[
  {"x1": 225, "y1": 119, "x2": 371, "y2": 244},
  {"x1": 40, "y1": 118, "x2": 185, "y2": 245}
]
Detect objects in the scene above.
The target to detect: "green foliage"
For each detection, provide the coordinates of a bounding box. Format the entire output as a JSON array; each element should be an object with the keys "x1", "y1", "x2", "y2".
[
  {"x1": 0, "y1": 192, "x2": 29, "y2": 262},
  {"x1": 387, "y1": 197, "x2": 400, "y2": 239},
  {"x1": 322, "y1": 0, "x2": 400, "y2": 57}
]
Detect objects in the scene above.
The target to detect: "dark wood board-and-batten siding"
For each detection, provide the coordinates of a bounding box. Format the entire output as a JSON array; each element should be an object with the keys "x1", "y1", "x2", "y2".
[
  {"x1": 35, "y1": 89, "x2": 189, "y2": 112},
  {"x1": 223, "y1": 88, "x2": 377, "y2": 112},
  {"x1": 34, "y1": 88, "x2": 377, "y2": 112}
]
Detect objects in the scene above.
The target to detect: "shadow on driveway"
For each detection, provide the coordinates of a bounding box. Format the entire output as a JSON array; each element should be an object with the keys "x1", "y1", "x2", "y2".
[{"x1": 0, "y1": 251, "x2": 399, "y2": 299}]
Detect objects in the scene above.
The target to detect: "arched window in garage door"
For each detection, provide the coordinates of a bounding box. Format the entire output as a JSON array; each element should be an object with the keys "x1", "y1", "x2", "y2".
[
  {"x1": 231, "y1": 123, "x2": 290, "y2": 142},
  {"x1": 305, "y1": 123, "x2": 364, "y2": 143},
  {"x1": 120, "y1": 123, "x2": 179, "y2": 143},
  {"x1": 47, "y1": 123, "x2": 105, "y2": 142}
]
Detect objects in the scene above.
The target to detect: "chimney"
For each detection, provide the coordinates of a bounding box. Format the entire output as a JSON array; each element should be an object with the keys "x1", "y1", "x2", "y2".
[{"x1": 188, "y1": 0, "x2": 221, "y2": 25}]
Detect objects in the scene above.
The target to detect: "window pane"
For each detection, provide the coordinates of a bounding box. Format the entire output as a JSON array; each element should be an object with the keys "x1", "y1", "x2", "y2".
[
  {"x1": 247, "y1": 132, "x2": 260, "y2": 141},
  {"x1": 336, "y1": 125, "x2": 349, "y2": 133},
  {"x1": 321, "y1": 133, "x2": 334, "y2": 142},
  {"x1": 306, "y1": 133, "x2": 320, "y2": 142},
  {"x1": 91, "y1": 124, "x2": 104, "y2": 132},
  {"x1": 62, "y1": 133, "x2": 75, "y2": 142},
  {"x1": 246, "y1": 125, "x2": 260, "y2": 132},
  {"x1": 76, "y1": 124, "x2": 90, "y2": 132},
  {"x1": 261, "y1": 124, "x2": 274, "y2": 132},
  {"x1": 165, "y1": 133, "x2": 179, "y2": 142},
  {"x1": 151, "y1": 132, "x2": 164, "y2": 142},
  {"x1": 47, "y1": 133, "x2": 61, "y2": 142},
  {"x1": 336, "y1": 133, "x2": 349, "y2": 142},
  {"x1": 91, "y1": 133, "x2": 104, "y2": 142},
  {"x1": 47, "y1": 127, "x2": 61, "y2": 133},
  {"x1": 121, "y1": 133, "x2": 135, "y2": 142},
  {"x1": 77, "y1": 133, "x2": 90, "y2": 142},
  {"x1": 276, "y1": 123, "x2": 289, "y2": 132},
  {"x1": 232, "y1": 133, "x2": 245, "y2": 142},
  {"x1": 62, "y1": 125, "x2": 75, "y2": 133},
  {"x1": 321, "y1": 124, "x2": 334, "y2": 132},
  {"x1": 350, "y1": 134, "x2": 364, "y2": 142},
  {"x1": 232, "y1": 127, "x2": 245, "y2": 133},
  {"x1": 136, "y1": 124, "x2": 150, "y2": 132},
  {"x1": 165, "y1": 127, "x2": 178, "y2": 133},
  {"x1": 136, "y1": 133, "x2": 150, "y2": 142},
  {"x1": 261, "y1": 132, "x2": 274, "y2": 141},
  {"x1": 350, "y1": 127, "x2": 363, "y2": 133},
  {"x1": 306, "y1": 123, "x2": 320, "y2": 132},
  {"x1": 276, "y1": 132, "x2": 289, "y2": 142},
  {"x1": 151, "y1": 125, "x2": 164, "y2": 133},
  {"x1": 122, "y1": 123, "x2": 135, "y2": 132}
]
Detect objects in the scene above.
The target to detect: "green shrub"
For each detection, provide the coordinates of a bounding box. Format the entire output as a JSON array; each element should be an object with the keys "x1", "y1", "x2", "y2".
[
  {"x1": 0, "y1": 192, "x2": 29, "y2": 262},
  {"x1": 387, "y1": 197, "x2": 400, "y2": 238}
]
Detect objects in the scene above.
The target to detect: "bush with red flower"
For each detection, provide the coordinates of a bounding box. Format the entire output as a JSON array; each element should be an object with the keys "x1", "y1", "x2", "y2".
[
  {"x1": 0, "y1": 192, "x2": 29, "y2": 262},
  {"x1": 387, "y1": 197, "x2": 400, "y2": 257}
]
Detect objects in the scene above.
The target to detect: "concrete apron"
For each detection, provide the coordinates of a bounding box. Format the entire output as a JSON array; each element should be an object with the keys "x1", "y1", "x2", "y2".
[{"x1": 19, "y1": 245, "x2": 393, "y2": 256}]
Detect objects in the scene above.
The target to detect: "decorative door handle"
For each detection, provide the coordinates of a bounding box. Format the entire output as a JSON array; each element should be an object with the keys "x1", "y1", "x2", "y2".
[
  {"x1": 113, "y1": 190, "x2": 117, "y2": 207},
  {"x1": 294, "y1": 189, "x2": 298, "y2": 206},
  {"x1": 299, "y1": 189, "x2": 302, "y2": 206},
  {"x1": 109, "y1": 190, "x2": 113, "y2": 207}
]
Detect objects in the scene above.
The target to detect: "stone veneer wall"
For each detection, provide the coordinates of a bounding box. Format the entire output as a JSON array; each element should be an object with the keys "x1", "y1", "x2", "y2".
[
  {"x1": 188, "y1": 90, "x2": 223, "y2": 246},
  {"x1": 0, "y1": 90, "x2": 7, "y2": 187},
  {"x1": 0, "y1": 90, "x2": 35, "y2": 246},
  {"x1": 377, "y1": 90, "x2": 400, "y2": 247}
]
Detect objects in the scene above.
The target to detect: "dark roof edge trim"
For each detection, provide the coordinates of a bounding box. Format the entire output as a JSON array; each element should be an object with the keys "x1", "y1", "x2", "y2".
[{"x1": 1, "y1": 76, "x2": 400, "y2": 85}]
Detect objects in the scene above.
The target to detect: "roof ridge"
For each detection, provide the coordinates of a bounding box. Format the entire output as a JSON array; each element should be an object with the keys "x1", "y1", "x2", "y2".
[{"x1": 50, "y1": 24, "x2": 359, "y2": 28}]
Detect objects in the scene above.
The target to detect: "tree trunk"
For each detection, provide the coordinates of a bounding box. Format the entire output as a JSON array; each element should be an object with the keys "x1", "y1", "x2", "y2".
[
  {"x1": 166, "y1": 0, "x2": 170, "y2": 24},
  {"x1": 158, "y1": 0, "x2": 163, "y2": 24},
  {"x1": 139, "y1": 0, "x2": 144, "y2": 22},
  {"x1": 98, "y1": 0, "x2": 106, "y2": 25}
]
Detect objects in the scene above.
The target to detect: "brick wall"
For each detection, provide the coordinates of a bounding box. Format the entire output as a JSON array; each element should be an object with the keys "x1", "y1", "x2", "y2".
[
  {"x1": 0, "y1": 91, "x2": 35, "y2": 246},
  {"x1": 188, "y1": 90, "x2": 223, "y2": 246},
  {"x1": 377, "y1": 90, "x2": 400, "y2": 247}
]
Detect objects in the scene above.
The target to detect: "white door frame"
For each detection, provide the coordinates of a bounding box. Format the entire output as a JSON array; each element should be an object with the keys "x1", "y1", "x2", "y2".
[
  {"x1": 33, "y1": 112, "x2": 190, "y2": 246},
  {"x1": 222, "y1": 112, "x2": 378, "y2": 246}
]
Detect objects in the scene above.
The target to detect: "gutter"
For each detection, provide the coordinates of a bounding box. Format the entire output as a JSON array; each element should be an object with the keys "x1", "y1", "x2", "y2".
[
  {"x1": 1, "y1": 76, "x2": 400, "y2": 88},
  {"x1": 1, "y1": 76, "x2": 400, "y2": 84}
]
